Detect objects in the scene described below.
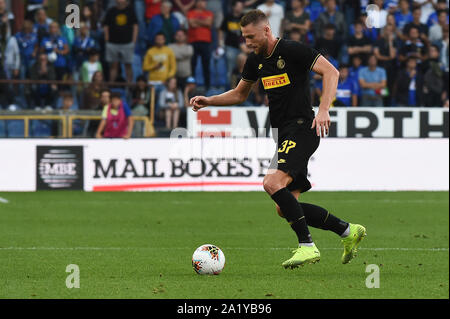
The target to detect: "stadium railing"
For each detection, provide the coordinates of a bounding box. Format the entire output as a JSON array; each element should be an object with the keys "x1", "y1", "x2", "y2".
[{"x1": 0, "y1": 79, "x2": 156, "y2": 138}]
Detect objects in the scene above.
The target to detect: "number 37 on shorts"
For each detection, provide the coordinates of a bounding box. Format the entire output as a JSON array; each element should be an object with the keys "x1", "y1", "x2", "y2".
[{"x1": 278, "y1": 140, "x2": 296, "y2": 154}]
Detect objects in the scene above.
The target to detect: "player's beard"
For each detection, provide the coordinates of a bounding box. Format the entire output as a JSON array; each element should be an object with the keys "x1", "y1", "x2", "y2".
[{"x1": 256, "y1": 40, "x2": 269, "y2": 58}]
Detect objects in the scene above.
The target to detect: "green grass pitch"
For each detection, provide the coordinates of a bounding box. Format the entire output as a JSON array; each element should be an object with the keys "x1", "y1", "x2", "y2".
[{"x1": 0, "y1": 191, "x2": 448, "y2": 299}]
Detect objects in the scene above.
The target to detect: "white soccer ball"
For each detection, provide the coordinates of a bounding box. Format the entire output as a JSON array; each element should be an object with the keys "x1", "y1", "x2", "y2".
[{"x1": 192, "y1": 244, "x2": 225, "y2": 275}]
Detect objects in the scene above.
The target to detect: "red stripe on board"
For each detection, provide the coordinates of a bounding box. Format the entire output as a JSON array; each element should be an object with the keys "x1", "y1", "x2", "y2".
[
  {"x1": 197, "y1": 110, "x2": 232, "y2": 124},
  {"x1": 197, "y1": 131, "x2": 231, "y2": 137},
  {"x1": 93, "y1": 181, "x2": 263, "y2": 192}
]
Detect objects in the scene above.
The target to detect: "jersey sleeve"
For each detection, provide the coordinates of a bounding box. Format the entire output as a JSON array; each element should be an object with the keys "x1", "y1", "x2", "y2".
[
  {"x1": 287, "y1": 41, "x2": 321, "y2": 72},
  {"x1": 241, "y1": 53, "x2": 258, "y2": 83}
]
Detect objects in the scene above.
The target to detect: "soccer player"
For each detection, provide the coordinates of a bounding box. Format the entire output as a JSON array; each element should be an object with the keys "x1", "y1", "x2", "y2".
[{"x1": 190, "y1": 10, "x2": 366, "y2": 269}]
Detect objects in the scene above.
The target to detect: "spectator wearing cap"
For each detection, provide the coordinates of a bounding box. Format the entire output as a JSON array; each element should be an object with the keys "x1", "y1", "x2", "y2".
[
  {"x1": 169, "y1": 29, "x2": 194, "y2": 90},
  {"x1": 103, "y1": 0, "x2": 138, "y2": 83},
  {"x1": 80, "y1": 49, "x2": 103, "y2": 83},
  {"x1": 147, "y1": 0, "x2": 180, "y2": 46},
  {"x1": 96, "y1": 92, "x2": 134, "y2": 139},
  {"x1": 187, "y1": 0, "x2": 213, "y2": 90}
]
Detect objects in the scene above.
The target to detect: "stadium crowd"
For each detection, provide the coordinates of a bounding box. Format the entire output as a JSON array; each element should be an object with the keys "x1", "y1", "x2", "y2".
[{"x1": 0, "y1": 0, "x2": 449, "y2": 134}]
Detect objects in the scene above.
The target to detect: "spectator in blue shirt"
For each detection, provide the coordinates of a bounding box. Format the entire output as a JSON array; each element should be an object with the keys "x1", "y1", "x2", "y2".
[
  {"x1": 358, "y1": 54, "x2": 387, "y2": 106},
  {"x1": 15, "y1": 19, "x2": 38, "y2": 77},
  {"x1": 316, "y1": 64, "x2": 358, "y2": 107},
  {"x1": 147, "y1": 1, "x2": 180, "y2": 47},
  {"x1": 426, "y1": 0, "x2": 449, "y2": 27},
  {"x1": 394, "y1": 0, "x2": 413, "y2": 31},
  {"x1": 33, "y1": 8, "x2": 52, "y2": 44},
  {"x1": 335, "y1": 64, "x2": 358, "y2": 106},
  {"x1": 40, "y1": 21, "x2": 70, "y2": 80},
  {"x1": 73, "y1": 22, "x2": 98, "y2": 72}
]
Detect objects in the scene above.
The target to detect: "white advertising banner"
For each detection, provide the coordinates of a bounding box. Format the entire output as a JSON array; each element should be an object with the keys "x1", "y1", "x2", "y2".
[
  {"x1": 0, "y1": 138, "x2": 448, "y2": 191},
  {"x1": 187, "y1": 107, "x2": 449, "y2": 138}
]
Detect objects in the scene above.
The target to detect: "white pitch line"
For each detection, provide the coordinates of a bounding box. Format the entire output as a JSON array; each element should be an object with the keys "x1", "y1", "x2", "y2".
[
  {"x1": 0, "y1": 247, "x2": 447, "y2": 252},
  {"x1": 0, "y1": 197, "x2": 9, "y2": 204}
]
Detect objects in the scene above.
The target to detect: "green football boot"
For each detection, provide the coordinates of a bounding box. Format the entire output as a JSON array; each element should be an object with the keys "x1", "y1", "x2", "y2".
[
  {"x1": 341, "y1": 224, "x2": 367, "y2": 264},
  {"x1": 282, "y1": 244, "x2": 320, "y2": 269}
]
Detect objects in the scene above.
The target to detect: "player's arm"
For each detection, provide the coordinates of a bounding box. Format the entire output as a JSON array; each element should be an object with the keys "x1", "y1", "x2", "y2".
[
  {"x1": 311, "y1": 55, "x2": 339, "y2": 137},
  {"x1": 190, "y1": 79, "x2": 254, "y2": 112}
]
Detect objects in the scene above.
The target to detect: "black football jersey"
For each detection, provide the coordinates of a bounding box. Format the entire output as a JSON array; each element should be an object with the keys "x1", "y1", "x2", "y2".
[{"x1": 241, "y1": 38, "x2": 321, "y2": 130}]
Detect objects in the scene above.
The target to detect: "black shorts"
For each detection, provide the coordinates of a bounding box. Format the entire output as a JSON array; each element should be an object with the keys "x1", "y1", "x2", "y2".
[{"x1": 269, "y1": 118, "x2": 320, "y2": 193}]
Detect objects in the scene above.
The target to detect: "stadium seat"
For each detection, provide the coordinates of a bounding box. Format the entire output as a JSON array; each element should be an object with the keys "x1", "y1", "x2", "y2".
[
  {"x1": 6, "y1": 120, "x2": 25, "y2": 138},
  {"x1": 31, "y1": 120, "x2": 52, "y2": 137},
  {"x1": 0, "y1": 120, "x2": 6, "y2": 137}
]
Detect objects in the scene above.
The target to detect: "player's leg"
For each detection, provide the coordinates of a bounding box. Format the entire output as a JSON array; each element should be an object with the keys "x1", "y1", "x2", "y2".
[
  {"x1": 276, "y1": 190, "x2": 349, "y2": 236},
  {"x1": 276, "y1": 191, "x2": 366, "y2": 264},
  {"x1": 263, "y1": 170, "x2": 320, "y2": 268},
  {"x1": 264, "y1": 170, "x2": 313, "y2": 245}
]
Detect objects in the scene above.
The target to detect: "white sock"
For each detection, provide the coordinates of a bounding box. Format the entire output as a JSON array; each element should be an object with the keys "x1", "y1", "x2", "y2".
[
  {"x1": 299, "y1": 242, "x2": 315, "y2": 247},
  {"x1": 341, "y1": 225, "x2": 350, "y2": 238}
]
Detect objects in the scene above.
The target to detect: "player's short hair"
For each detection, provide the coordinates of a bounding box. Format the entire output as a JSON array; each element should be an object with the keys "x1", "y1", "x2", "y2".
[{"x1": 240, "y1": 9, "x2": 268, "y2": 27}]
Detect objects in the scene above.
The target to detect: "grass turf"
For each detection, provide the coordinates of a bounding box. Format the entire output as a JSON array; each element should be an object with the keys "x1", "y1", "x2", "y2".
[{"x1": 0, "y1": 191, "x2": 448, "y2": 299}]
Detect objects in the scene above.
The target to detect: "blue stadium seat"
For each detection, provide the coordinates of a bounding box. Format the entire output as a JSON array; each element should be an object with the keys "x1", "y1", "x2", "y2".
[
  {"x1": 31, "y1": 120, "x2": 52, "y2": 137},
  {"x1": 6, "y1": 120, "x2": 25, "y2": 138},
  {"x1": 0, "y1": 120, "x2": 6, "y2": 137}
]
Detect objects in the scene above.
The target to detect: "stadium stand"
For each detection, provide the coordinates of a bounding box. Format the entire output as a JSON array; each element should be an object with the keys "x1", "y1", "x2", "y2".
[{"x1": 0, "y1": 0, "x2": 448, "y2": 137}]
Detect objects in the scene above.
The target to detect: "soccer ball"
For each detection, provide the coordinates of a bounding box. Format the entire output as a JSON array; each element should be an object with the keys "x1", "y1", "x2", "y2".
[{"x1": 192, "y1": 244, "x2": 225, "y2": 275}]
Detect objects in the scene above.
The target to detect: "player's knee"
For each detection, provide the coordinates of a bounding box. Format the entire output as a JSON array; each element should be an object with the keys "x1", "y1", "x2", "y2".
[{"x1": 263, "y1": 175, "x2": 284, "y2": 195}]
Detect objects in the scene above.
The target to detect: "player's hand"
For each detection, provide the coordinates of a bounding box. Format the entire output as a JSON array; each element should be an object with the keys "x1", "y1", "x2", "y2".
[
  {"x1": 311, "y1": 110, "x2": 331, "y2": 138},
  {"x1": 190, "y1": 96, "x2": 210, "y2": 112}
]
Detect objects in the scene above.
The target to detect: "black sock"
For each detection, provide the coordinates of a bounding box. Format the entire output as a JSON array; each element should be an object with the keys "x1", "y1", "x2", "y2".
[
  {"x1": 300, "y1": 203, "x2": 349, "y2": 236},
  {"x1": 271, "y1": 188, "x2": 312, "y2": 244}
]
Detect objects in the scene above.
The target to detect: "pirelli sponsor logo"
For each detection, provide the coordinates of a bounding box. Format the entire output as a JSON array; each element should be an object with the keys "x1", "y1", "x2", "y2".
[{"x1": 261, "y1": 73, "x2": 291, "y2": 90}]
